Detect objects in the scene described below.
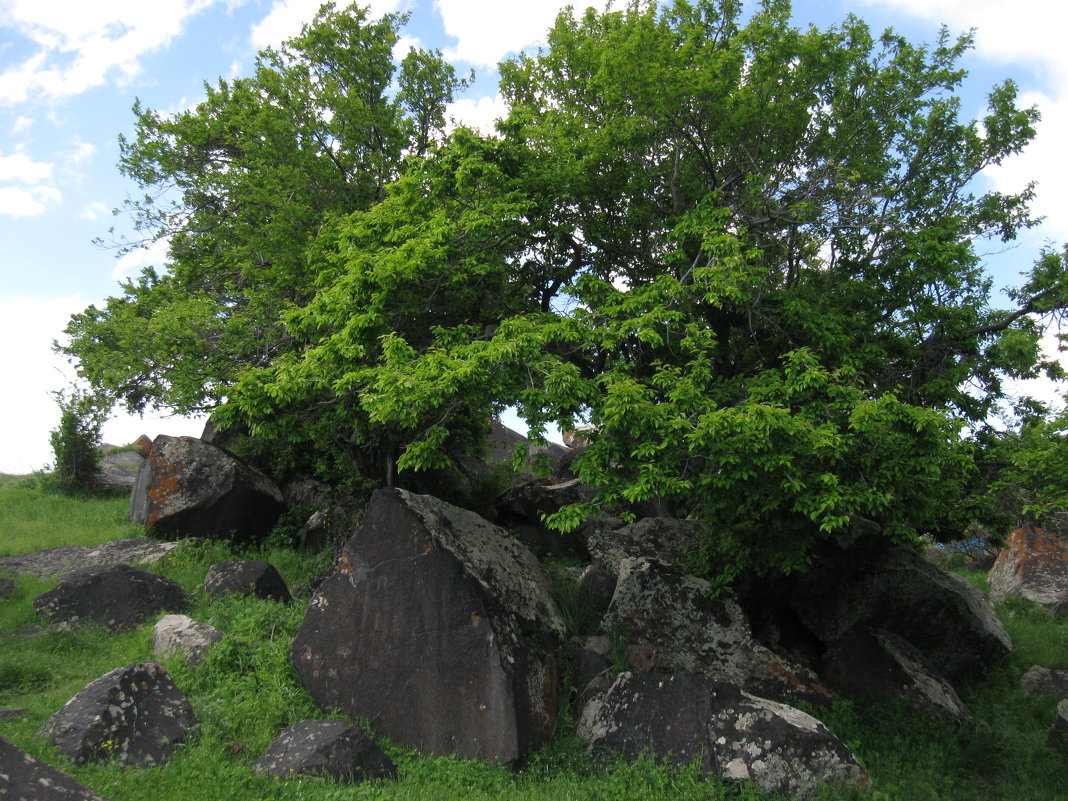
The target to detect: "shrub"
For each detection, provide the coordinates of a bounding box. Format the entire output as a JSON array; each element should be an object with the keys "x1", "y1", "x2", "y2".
[{"x1": 46, "y1": 387, "x2": 109, "y2": 495}]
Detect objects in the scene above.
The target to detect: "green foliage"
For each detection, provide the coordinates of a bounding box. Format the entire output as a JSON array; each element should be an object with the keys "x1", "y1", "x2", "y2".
[
  {"x1": 46, "y1": 387, "x2": 108, "y2": 495},
  {"x1": 63, "y1": 1, "x2": 1068, "y2": 582}
]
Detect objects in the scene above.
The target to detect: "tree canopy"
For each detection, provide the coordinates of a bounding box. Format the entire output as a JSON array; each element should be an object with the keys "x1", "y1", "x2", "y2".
[{"x1": 63, "y1": 0, "x2": 1068, "y2": 581}]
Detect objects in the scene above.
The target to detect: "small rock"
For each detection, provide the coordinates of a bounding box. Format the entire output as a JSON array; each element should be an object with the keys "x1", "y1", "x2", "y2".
[
  {"x1": 203, "y1": 560, "x2": 291, "y2": 603},
  {"x1": 1049, "y1": 699, "x2": 1068, "y2": 750},
  {"x1": 1020, "y1": 665, "x2": 1068, "y2": 697},
  {"x1": 45, "y1": 661, "x2": 198, "y2": 766},
  {"x1": 33, "y1": 564, "x2": 190, "y2": 630},
  {"x1": 153, "y1": 614, "x2": 225, "y2": 664},
  {"x1": 255, "y1": 720, "x2": 397, "y2": 783}
]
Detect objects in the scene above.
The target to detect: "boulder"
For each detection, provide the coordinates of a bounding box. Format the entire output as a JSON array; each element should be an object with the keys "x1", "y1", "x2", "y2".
[
  {"x1": 45, "y1": 662, "x2": 198, "y2": 766},
  {"x1": 129, "y1": 435, "x2": 284, "y2": 543},
  {"x1": 290, "y1": 488, "x2": 565, "y2": 766},
  {"x1": 0, "y1": 735, "x2": 109, "y2": 800},
  {"x1": 90, "y1": 450, "x2": 144, "y2": 492},
  {"x1": 753, "y1": 543, "x2": 1012, "y2": 680},
  {"x1": 586, "y1": 517, "x2": 706, "y2": 577},
  {"x1": 820, "y1": 628, "x2": 971, "y2": 719},
  {"x1": 133, "y1": 434, "x2": 153, "y2": 458},
  {"x1": 578, "y1": 672, "x2": 869, "y2": 800},
  {"x1": 152, "y1": 614, "x2": 224, "y2": 665},
  {"x1": 988, "y1": 526, "x2": 1068, "y2": 614},
  {"x1": 492, "y1": 477, "x2": 595, "y2": 557},
  {"x1": 1050, "y1": 699, "x2": 1068, "y2": 750},
  {"x1": 1020, "y1": 665, "x2": 1068, "y2": 698},
  {"x1": 606, "y1": 557, "x2": 829, "y2": 706},
  {"x1": 203, "y1": 560, "x2": 291, "y2": 603},
  {"x1": 0, "y1": 538, "x2": 183, "y2": 579},
  {"x1": 33, "y1": 564, "x2": 190, "y2": 630},
  {"x1": 576, "y1": 564, "x2": 616, "y2": 623},
  {"x1": 254, "y1": 720, "x2": 397, "y2": 783}
]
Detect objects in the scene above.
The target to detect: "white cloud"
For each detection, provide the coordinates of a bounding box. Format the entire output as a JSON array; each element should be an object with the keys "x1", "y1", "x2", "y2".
[
  {"x1": 434, "y1": 0, "x2": 611, "y2": 67},
  {"x1": 112, "y1": 236, "x2": 171, "y2": 280},
  {"x1": 250, "y1": 0, "x2": 405, "y2": 49},
  {"x1": 0, "y1": 150, "x2": 52, "y2": 183},
  {"x1": 80, "y1": 201, "x2": 111, "y2": 221},
  {"x1": 12, "y1": 115, "x2": 34, "y2": 134},
  {"x1": 0, "y1": 184, "x2": 60, "y2": 216},
  {"x1": 447, "y1": 92, "x2": 507, "y2": 135},
  {"x1": 0, "y1": 0, "x2": 220, "y2": 104},
  {"x1": 0, "y1": 295, "x2": 207, "y2": 475},
  {"x1": 66, "y1": 138, "x2": 96, "y2": 166}
]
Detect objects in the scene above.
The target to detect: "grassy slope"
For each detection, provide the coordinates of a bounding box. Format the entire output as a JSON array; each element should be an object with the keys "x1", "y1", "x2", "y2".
[{"x1": 1, "y1": 479, "x2": 1067, "y2": 801}]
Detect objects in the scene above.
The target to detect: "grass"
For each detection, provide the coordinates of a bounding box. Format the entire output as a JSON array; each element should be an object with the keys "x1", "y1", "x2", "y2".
[
  {"x1": 2, "y1": 479, "x2": 1068, "y2": 800},
  {"x1": 0, "y1": 473, "x2": 142, "y2": 556}
]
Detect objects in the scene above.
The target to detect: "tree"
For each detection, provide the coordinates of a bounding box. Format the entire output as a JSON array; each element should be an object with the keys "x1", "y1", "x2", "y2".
[
  {"x1": 60, "y1": 2, "x2": 469, "y2": 417},
  {"x1": 67, "y1": 0, "x2": 1068, "y2": 581},
  {"x1": 47, "y1": 387, "x2": 108, "y2": 495}
]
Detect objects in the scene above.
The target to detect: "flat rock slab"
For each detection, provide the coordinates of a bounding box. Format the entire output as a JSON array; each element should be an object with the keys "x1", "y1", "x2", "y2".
[
  {"x1": 203, "y1": 560, "x2": 291, "y2": 603},
  {"x1": 153, "y1": 614, "x2": 225, "y2": 665},
  {"x1": 45, "y1": 661, "x2": 197, "y2": 766},
  {"x1": 606, "y1": 557, "x2": 829, "y2": 706},
  {"x1": 0, "y1": 539, "x2": 182, "y2": 579},
  {"x1": 988, "y1": 526, "x2": 1068, "y2": 613},
  {"x1": 255, "y1": 720, "x2": 397, "y2": 783},
  {"x1": 0, "y1": 735, "x2": 109, "y2": 800},
  {"x1": 291, "y1": 488, "x2": 564, "y2": 766},
  {"x1": 33, "y1": 564, "x2": 190, "y2": 631},
  {"x1": 129, "y1": 435, "x2": 284, "y2": 543},
  {"x1": 578, "y1": 672, "x2": 869, "y2": 800}
]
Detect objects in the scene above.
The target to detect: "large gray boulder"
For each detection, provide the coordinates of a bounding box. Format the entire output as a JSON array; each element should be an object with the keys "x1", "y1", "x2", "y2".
[
  {"x1": 90, "y1": 449, "x2": 144, "y2": 492},
  {"x1": 45, "y1": 662, "x2": 198, "y2": 766},
  {"x1": 988, "y1": 525, "x2": 1068, "y2": 614},
  {"x1": 33, "y1": 564, "x2": 190, "y2": 631},
  {"x1": 129, "y1": 435, "x2": 284, "y2": 543},
  {"x1": 605, "y1": 557, "x2": 829, "y2": 706},
  {"x1": 0, "y1": 735, "x2": 109, "y2": 800},
  {"x1": 578, "y1": 672, "x2": 869, "y2": 800},
  {"x1": 290, "y1": 488, "x2": 565, "y2": 766},
  {"x1": 761, "y1": 544, "x2": 1012, "y2": 680},
  {"x1": 1020, "y1": 665, "x2": 1068, "y2": 697},
  {"x1": 254, "y1": 720, "x2": 397, "y2": 783}
]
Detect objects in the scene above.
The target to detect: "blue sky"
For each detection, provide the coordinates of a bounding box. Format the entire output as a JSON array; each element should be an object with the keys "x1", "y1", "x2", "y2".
[{"x1": 1, "y1": 0, "x2": 1066, "y2": 474}]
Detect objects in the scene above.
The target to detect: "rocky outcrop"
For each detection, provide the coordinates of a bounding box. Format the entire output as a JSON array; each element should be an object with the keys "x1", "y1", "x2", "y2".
[
  {"x1": 152, "y1": 614, "x2": 224, "y2": 665},
  {"x1": 821, "y1": 628, "x2": 971, "y2": 719},
  {"x1": 586, "y1": 517, "x2": 706, "y2": 577},
  {"x1": 203, "y1": 560, "x2": 291, "y2": 603},
  {"x1": 0, "y1": 539, "x2": 183, "y2": 579},
  {"x1": 254, "y1": 720, "x2": 397, "y2": 782},
  {"x1": 290, "y1": 488, "x2": 565, "y2": 766},
  {"x1": 33, "y1": 564, "x2": 190, "y2": 630},
  {"x1": 578, "y1": 672, "x2": 869, "y2": 800},
  {"x1": 129, "y1": 435, "x2": 284, "y2": 543},
  {"x1": 45, "y1": 662, "x2": 197, "y2": 766},
  {"x1": 91, "y1": 449, "x2": 144, "y2": 492},
  {"x1": 0, "y1": 735, "x2": 109, "y2": 800},
  {"x1": 988, "y1": 526, "x2": 1068, "y2": 614},
  {"x1": 750, "y1": 543, "x2": 1012, "y2": 681},
  {"x1": 606, "y1": 557, "x2": 829, "y2": 706}
]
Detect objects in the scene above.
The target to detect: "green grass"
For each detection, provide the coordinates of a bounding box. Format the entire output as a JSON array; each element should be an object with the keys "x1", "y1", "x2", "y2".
[
  {"x1": 2, "y1": 479, "x2": 1068, "y2": 800},
  {"x1": 0, "y1": 474, "x2": 143, "y2": 556}
]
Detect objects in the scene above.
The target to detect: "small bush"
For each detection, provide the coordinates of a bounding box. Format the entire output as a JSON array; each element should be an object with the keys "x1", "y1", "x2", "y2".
[{"x1": 46, "y1": 387, "x2": 109, "y2": 495}]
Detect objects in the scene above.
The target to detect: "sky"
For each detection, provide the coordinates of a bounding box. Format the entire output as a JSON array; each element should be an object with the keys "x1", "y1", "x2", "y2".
[{"x1": 1, "y1": 0, "x2": 1067, "y2": 474}]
